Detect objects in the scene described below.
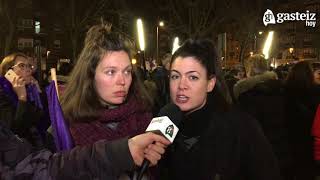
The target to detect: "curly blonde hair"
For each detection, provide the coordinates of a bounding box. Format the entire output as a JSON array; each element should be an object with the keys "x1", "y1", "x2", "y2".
[{"x1": 244, "y1": 54, "x2": 269, "y2": 77}]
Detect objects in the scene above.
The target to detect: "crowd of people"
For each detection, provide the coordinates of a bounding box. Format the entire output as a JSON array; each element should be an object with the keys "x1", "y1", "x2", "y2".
[{"x1": 1, "y1": 23, "x2": 320, "y2": 180}]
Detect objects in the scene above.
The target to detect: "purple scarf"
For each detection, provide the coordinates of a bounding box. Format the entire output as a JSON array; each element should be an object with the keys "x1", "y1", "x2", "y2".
[{"x1": 46, "y1": 81, "x2": 74, "y2": 151}]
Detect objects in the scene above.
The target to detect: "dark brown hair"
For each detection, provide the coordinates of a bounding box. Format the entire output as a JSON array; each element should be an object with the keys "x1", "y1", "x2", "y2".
[
  {"x1": 286, "y1": 60, "x2": 314, "y2": 96},
  {"x1": 171, "y1": 39, "x2": 217, "y2": 79}
]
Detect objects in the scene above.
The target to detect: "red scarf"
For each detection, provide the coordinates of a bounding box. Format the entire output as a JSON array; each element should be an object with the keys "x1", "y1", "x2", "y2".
[{"x1": 70, "y1": 96, "x2": 152, "y2": 146}]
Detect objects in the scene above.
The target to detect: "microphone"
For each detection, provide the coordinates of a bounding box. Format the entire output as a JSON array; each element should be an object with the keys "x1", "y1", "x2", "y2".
[{"x1": 136, "y1": 103, "x2": 183, "y2": 180}]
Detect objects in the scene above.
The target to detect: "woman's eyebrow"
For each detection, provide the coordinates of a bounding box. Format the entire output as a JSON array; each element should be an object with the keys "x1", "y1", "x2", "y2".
[
  {"x1": 170, "y1": 70, "x2": 200, "y2": 75},
  {"x1": 102, "y1": 65, "x2": 132, "y2": 70},
  {"x1": 185, "y1": 71, "x2": 199, "y2": 75},
  {"x1": 170, "y1": 70, "x2": 181, "y2": 75}
]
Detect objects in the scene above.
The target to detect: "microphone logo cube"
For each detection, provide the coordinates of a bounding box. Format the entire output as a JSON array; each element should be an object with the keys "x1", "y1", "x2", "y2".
[{"x1": 146, "y1": 116, "x2": 179, "y2": 143}]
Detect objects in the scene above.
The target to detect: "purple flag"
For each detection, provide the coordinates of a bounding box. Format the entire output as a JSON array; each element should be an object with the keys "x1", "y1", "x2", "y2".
[
  {"x1": 26, "y1": 84, "x2": 43, "y2": 109},
  {"x1": 46, "y1": 81, "x2": 74, "y2": 151}
]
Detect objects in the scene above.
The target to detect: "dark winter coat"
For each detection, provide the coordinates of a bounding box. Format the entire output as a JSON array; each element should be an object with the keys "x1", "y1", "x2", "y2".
[
  {"x1": 0, "y1": 121, "x2": 135, "y2": 180},
  {"x1": 236, "y1": 75, "x2": 292, "y2": 179},
  {"x1": 150, "y1": 66, "x2": 170, "y2": 113},
  {"x1": 158, "y1": 100, "x2": 281, "y2": 180}
]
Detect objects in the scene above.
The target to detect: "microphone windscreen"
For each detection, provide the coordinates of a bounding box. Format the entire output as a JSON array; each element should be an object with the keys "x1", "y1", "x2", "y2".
[{"x1": 158, "y1": 103, "x2": 183, "y2": 126}]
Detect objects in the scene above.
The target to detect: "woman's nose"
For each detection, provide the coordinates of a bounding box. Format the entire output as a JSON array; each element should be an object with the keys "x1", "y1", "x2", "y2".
[{"x1": 116, "y1": 73, "x2": 125, "y2": 85}]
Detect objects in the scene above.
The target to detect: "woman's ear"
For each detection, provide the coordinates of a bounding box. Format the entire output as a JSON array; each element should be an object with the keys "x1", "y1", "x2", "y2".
[{"x1": 207, "y1": 76, "x2": 216, "y2": 93}]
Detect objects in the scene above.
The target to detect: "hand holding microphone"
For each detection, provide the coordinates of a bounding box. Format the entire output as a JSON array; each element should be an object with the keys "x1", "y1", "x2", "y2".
[
  {"x1": 136, "y1": 103, "x2": 183, "y2": 180},
  {"x1": 128, "y1": 132, "x2": 171, "y2": 166}
]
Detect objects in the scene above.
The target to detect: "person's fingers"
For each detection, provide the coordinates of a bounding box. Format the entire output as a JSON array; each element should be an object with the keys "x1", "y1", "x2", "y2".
[
  {"x1": 12, "y1": 76, "x2": 17, "y2": 84},
  {"x1": 14, "y1": 77, "x2": 22, "y2": 86},
  {"x1": 147, "y1": 143, "x2": 166, "y2": 155},
  {"x1": 30, "y1": 76, "x2": 37, "y2": 83},
  {"x1": 17, "y1": 77, "x2": 26, "y2": 86},
  {"x1": 16, "y1": 76, "x2": 23, "y2": 82},
  {"x1": 129, "y1": 133, "x2": 171, "y2": 166},
  {"x1": 144, "y1": 148, "x2": 162, "y2": 166},
  {"x1": 134, "y1": 154, "x2": 144, "y2": 166},
  {"x1": 128, "y1": 137, "x2": 147, "y2": 166},
  {"x1": 147, "y1": 133, "x2": 171, "y2": 146},
  {"x1": 154, "y1": 141, "x2": 167, "y2": 148},
  {"x1": 144, "y1": 155, "x2": 157, "y2": 166}
]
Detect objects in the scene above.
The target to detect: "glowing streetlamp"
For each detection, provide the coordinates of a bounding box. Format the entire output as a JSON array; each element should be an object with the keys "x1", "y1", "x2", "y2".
[
  {"x1": 131, "y1": 58, "x2": 137, "y2": 65},
  {"x1": 289, "y1": 48, "x2": 294, "y2": 54},
  {"x1": 137, "y1": 19, "x2": 146, "y2": 71},
  {"x1": 156, "y1": 21, "x2": 164, "y2": 64},
  {"x1": 172, "y1": 37, "x2": 180, "y2": 54},
  {"x1": 262, "y1": 31, "x2": 274, "y2": 59},
  {"x1": 137, "y1": 19, "x2": 145, "y2": 51}
]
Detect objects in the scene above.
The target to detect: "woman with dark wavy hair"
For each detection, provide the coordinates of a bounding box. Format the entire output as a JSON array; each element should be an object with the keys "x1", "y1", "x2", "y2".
[
  {"x1": 285, "y1": 60, "x2": 320, "y2": 180},
  {"x1": 157, "y1": 39, "x2": 281, "y2": 180},
  {"x1": 61, "y1": 24, "x2": 153, "y2": 148}
]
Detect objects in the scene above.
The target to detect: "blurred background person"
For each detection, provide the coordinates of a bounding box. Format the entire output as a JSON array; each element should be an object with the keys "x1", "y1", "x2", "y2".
[
  {"x1": 149, "y1": 53, "x2": 172, "y2": 114},
  {"x1": 233, "y1": 54, "x2": 292, "y2": 180},
  {"x1": 0, "y1": 52, "x2": 47, "y2": 150},
  {"x1": 225, "y1": 65, "x2": 246, "y2": 102},
  {"x1": 284, "y1": 60, "x2": 320, "y2": 180}
]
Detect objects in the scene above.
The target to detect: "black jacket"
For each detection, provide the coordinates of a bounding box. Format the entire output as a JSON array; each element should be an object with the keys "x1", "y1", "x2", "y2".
[
  {"x1": 0, "y1": 121, "x2": 135, "y2": 180},
  {"x1": 158, "y1": 100, "x2": 281, "y2": 180},
  {"x1": 237, "y1": 78, "x2": 292, "y2": 177},
  {"x1": 0, "y1": 83, "x2": 47, "y2": 149}
]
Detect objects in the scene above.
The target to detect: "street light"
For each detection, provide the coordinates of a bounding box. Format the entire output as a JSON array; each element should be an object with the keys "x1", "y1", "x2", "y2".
[
  {"x1": 137, "y1": 19, "x2": 145, "y2": 51},
  {"x1": 172, "y1": 37, "x2": 180, "y2": 54},
  {"x1": 137, "y1": 18, "x2": 146, "y2": 71},
  {"x1": 289, "y1": 47, "x2": 294, "y2": 54},
  {"x1": 289, "y1": 47, "x2": 294, "y2": 60},
  {"x1": 156, "y1": 21, "x2": 164, "y2": 65},
  {"x1": 131, "y1": 58, "x2": 137, "y2": 65},
  {"x1": 262, "y1": 31, "x2": 274, "y2": 59},
  {"x1": 47, "y1": 50, "x2": 51, "y2": 59}
]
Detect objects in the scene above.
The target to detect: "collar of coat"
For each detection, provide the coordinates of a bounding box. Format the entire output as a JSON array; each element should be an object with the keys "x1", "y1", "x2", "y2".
[{"x1": 233, "y1": 71, "x2": 278, "y2": 99}]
